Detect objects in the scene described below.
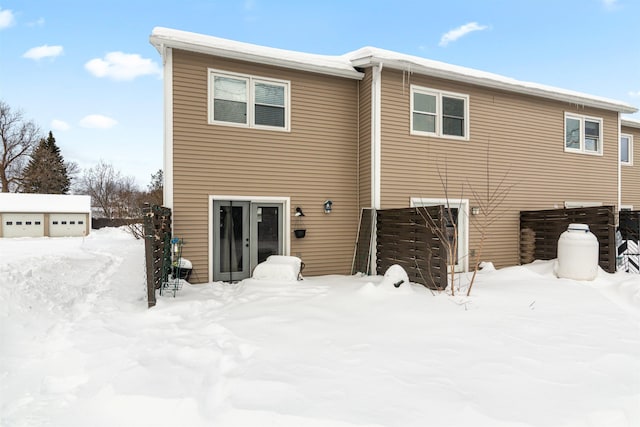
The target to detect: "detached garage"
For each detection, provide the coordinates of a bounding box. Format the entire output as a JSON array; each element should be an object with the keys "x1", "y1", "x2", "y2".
[{"x1": 0, "y1": 193, "x2": 91, "y2": 238}]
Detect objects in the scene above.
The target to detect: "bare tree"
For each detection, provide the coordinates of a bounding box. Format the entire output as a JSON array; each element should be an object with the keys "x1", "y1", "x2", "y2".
[
  {"x1": 115, "y1": 175, "x2": 142, "y2": 218},
  {"x1": 78, "y1": 160, "x2": 140, "y2": 219},
  {"x1": 66, "y1": 160, "x2": 80, "y2": 191},
  {"x1": 417, "y1": 162, "x2": 464, "y2": 296},
  {"x1": 122, "y1": 170, "x2": 163, "y2": 239},
  {"x1": 146, "y1": 169, "x2": 163, "y2": 207},
  {"x1": 466, "y1": 142, "x2": 514, "y2": 296},
  {"x1": 0, "y1": 100, "x2": 42, "y2": 192}
]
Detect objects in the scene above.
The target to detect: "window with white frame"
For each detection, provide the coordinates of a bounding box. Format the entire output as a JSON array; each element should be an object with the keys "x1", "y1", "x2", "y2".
[
  {"x1": 564, "y1": 113, "x2": 603, "y2": 155},
  {"x1": 411, "y1": 86, "x2": 469, "y2": 139},
  {"x1": 620, "y1": 133, "x2": 633, "y2": 165},
  {"x1": 209, "y1": 70, "x2": 290, "y2": 131}
]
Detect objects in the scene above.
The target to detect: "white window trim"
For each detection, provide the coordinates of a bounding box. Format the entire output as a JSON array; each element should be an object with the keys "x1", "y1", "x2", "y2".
[
  {"x1": 564, "y1": 112, "x2": 603, "y2": 156},
  {"x1": 621, "y1": 133, "x2": 633, "y2": 166},
  {"x1": 410, "y1": 197, "x2": 469, "y2": 273},
  {"x1": 410, "y1": 85, "x2": 470, "y2": 141},
  {"x1": 208, "y1": 68, "x2": 291, "y2": 132}
]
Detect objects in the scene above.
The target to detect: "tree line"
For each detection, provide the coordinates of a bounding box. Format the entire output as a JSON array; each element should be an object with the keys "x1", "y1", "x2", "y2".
[{"x1": 1, "y1": 100, "x2": 162, "y2": 218}]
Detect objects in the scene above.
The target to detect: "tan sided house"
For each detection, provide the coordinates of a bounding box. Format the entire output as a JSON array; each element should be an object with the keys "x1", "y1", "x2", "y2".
[{"x1": 150, "y1": 27, "x2": 638, "y2": 283}]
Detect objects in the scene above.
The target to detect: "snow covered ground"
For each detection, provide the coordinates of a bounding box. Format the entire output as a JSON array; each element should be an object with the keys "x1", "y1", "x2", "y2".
[{"x1": 1, "y1": 228, "x2": 639, "y2": 427}]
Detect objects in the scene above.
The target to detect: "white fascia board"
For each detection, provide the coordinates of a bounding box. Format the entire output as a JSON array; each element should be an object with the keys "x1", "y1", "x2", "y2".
[
  {"x1": 150, "y1": 27, "x2": 364, "y2": 80},
  {"x1": 622, "y1": 117, "x2": 640, "y2": 128},
  {"x1": 349, "y1": 48, "x2": 638, "y2": 115}
]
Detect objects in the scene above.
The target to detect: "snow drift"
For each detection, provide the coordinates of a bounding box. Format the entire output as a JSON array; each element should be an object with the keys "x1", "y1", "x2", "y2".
[{"x1": 1, "y1": 228, "x2": 639, "y2": 427}]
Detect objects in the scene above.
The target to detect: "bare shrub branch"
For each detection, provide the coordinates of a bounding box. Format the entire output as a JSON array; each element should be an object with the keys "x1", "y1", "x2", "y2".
[
  {"x1": 416, "y1": 160, "x2": 464, "y2": 296},
  {"x1": 466, "y1": 140, "x2": 515, "y2": 296}
]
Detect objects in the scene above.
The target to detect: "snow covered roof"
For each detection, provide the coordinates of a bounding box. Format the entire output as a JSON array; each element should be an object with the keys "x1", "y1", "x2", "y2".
[
  {"x1": 0, "y1": 193, "x2": 91, "y2": 213},
  {"x1": 347, "y1": 46, "x2": 638, "y2": 114},
  {"x1": 149, "y1": 27, "x2": 638, "y2": 115},
  {"x1": 622, "y1": 117, "x2": 640, "y2": 128},
  {"x1": 149, "y1": 27, "x2": 364, "y2": 80}
]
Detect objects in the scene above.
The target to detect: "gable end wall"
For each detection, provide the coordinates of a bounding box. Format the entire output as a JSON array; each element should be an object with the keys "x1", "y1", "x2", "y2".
[{"x1": 171, "y1": 49, "x2": 360, "y2": 281}]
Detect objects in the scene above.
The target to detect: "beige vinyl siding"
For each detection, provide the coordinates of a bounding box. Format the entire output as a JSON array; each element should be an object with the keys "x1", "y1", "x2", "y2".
[
  {"x1": 358, "y1": 68, "x2": 372, "y2": 209},
  {"x1": 171, "y1": 50, "x2": 359, "y2": 281},
  {"x1": 378, "y1": 68, "x2": 619, "y2": 268},
  {"x1": 621, "y1": 124, "x2": 640, "y2": 208}
]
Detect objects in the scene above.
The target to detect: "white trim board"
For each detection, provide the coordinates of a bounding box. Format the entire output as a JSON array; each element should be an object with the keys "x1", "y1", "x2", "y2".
[{"x1": 208, "y1": 195, "x2": 291, "y2": 282}]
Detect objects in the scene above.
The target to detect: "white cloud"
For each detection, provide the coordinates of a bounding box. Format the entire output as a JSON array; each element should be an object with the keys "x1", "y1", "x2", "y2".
[
  {"x1": 628, "y1": 90, "x2": 640, "y2": 98},
  {"x1": 22, "y1": 45, "x2": 64, "y2": 60},
  {"x1": 27, "y1": 17, "x2": 45, "y2": 27},
  {"x1": 84, "y1": 52, "x2": 162, "y2": 81},
  {"x1": 602, "y1": 0, "x2": 619, "y2": 10},
  {"x1": 439, "y1": 22, "x2": 489, "y2": 47},
  {"x1": 79, "y1": 115, "x2": 117, "y2": 129},
  {"x1": 51, "y1": 119, "x2": 70, "y2": 131},
  {"x1": 0, "y1": 8, "x2": 16, "y2": 29},
  {"x1": 243, "y1": 1, "x2": 259, "y2": 22}
]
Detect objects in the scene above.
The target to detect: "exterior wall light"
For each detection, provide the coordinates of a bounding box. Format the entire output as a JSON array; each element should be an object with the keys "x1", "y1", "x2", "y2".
[
  {"x1": 471, "y1": 207, "x2": 480, "y2": 215},
  {"x1": 324, "y1": 200, "x2": 333, "y2": 213}
]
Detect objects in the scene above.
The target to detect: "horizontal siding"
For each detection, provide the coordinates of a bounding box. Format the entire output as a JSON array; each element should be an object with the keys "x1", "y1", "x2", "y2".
[
  {"x1": 171, "y1": 50, "x2": 359, "y2": 281},
  {"x1": 379, "y1": 69, "x2": 619, "y2": 269},
  {"x1": 621, "y1": 125, "x2": 640, "y2": 208},
  {"x1": 358, "y1": 69, "x2": 372, "y2": 209}
]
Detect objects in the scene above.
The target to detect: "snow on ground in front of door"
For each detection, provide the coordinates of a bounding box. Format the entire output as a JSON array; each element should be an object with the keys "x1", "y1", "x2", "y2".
[{"x1": 1, "y1": 228, "x2": 639, "y2": 427}]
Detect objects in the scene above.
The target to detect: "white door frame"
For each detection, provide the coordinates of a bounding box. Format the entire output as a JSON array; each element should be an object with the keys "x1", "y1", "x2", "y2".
[
  {"x1": 411, "y1": 197, "x2": 469, "y2": 273},
  {"x1": 212, "y1": 200, "x2": 250, "y2": 282},
  {"x1": 209, "y1": 195, "x2": 290, "y2": 282}
]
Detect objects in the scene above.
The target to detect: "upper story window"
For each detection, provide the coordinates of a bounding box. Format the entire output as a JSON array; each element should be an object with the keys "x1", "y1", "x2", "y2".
[
  {"x1": 564, "y1": 113, "x2": 603, "y2": 155},
  {"x1": 209, "y1": 70, "x2": 290, "y2": 131},
  {"x1": 411, "y1": 85, "x2": 469, "y2": 140},
  {"x1": 620, "y1": 133, "x2": 633, "y2": 165}
]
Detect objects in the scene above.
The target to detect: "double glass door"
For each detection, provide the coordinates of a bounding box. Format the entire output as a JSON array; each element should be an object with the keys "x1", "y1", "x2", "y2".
[{"x1": 213, "y1": 200, "x2": 283, "y2": 281}]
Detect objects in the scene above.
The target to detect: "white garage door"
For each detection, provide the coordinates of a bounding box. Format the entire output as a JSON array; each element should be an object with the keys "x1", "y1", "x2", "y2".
[
  {"x1": 2, "y1": 213, "x2": 45, "y2": 238},
  {"x1": 49, "y1": 213, "x2": 87, "y2": 237}
]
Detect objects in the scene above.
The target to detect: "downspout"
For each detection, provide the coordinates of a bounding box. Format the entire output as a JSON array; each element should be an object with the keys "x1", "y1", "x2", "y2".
[
  {"x1": 162, "y1": 45, "x2": 174, "y2": 210},
  {"x1": 617, "y1": 113, "x2": 621, "y2": 213},
  {"x1": 370, "y1": 63, "x2": 383, "y2": 274},
  {"x1": 356, "y1": 79, "x2": 360, "y2": 211},
  {"x1": 371, "y1": 63, "x2": 383, "y2": 210}
]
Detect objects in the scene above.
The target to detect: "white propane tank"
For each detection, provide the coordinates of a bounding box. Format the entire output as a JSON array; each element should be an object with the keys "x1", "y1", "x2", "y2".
[{"x1": 556, "y1": 223, "x2": 599, "y2": 280}]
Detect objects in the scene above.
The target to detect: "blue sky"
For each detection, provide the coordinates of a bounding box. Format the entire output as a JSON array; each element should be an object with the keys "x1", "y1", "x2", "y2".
[{"x1": 1, "y1": 0, "x2": 639, "y2": 188}]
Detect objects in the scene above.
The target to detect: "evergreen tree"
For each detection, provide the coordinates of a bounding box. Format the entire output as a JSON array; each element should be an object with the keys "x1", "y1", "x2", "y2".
[{"x1": 22, "y1": 131, "x2": 70, "y2": 194}]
